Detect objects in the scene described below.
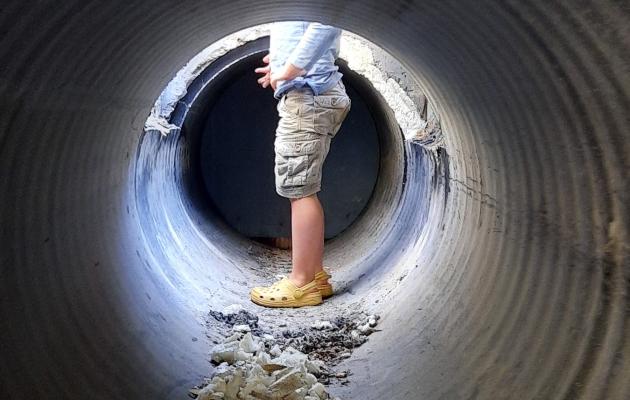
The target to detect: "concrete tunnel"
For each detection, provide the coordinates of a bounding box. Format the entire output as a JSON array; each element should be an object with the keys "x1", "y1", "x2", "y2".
[{"x1": 0, "y1": 1, "x2": 628, "y2": 399}]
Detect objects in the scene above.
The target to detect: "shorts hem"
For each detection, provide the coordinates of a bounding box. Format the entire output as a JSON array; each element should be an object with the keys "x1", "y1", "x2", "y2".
[{"x1": 276, "y1": 184, "x2": 321, "y2": 199}]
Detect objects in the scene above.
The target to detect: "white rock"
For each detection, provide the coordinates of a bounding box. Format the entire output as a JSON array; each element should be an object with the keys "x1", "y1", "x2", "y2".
[
  {"x1": 234, "y1": 349, "x2": 253, "y2": 362},
  {"x1": 195, "y1": 384, "x2": 216, "y2": 400},
  {"x1": 211, "y1": 377, "x2": 227, "y2": 392},
  {"x1": 223, "y1": 304, "x2": 244, "y2": 315},
  {"x1": 308, "y1": 382, "x2": 328, "y2": 399},
  {"x1": 269, "y1": 344, "x2": 282, "y2": 357},
  {"x1": 263, "y1": 334, "x2": 275, "y2": 341},
  {"x1": 350, "y1": 330, "x2": 361, "y2": 341},
  {"x1": 224, "y1": 333, "x2": 243, "y2": 343},
  {"x1": 357, "y1": 323, "x2": 371, "y2": 334},
  {"x1": 233, "y1": 324, "x2": 251, "y2": 333},
  {"x1": 305, "y1": 360, "x2": 321, "y2": 375},
  {"x1": 197, "y1": 385, "x2": 225, "y2": 400},
  {"x1": 311, "y1": 320, "x2": 334, "y2": 330},
  {"x1": 213, "y1": 363, "x2": 234, "y2": 378},
  {"x1": 272, "y1": 346, "x2": 308, "y2": 369},
  {"x1": 368, "y1": 316, "x2": 377, "y2": 327},
  {"x1": 272, "y1": 366, "x2": 298, "y2": 381},
  {"x1": 304, "y1": 372, "x2": 318, "y2": 386},
  {"x1": 211, "y1": 342, "x2": 239, "y2": 364},
  {"x1": 269, "y1": 369, "x2": 304, "y2": 397},
  {"x1": 197, "y1": 376, "x2": 228, "y2": 400},
  {"x1": 224, "y1": 368, "x2": 244, "y2": 399},
  {"x1": 311, "y1": 360, "x2": 326, "y2": 370},
  {"x1": 239, "y1": 382, "x2": 269, "y2": 399},
  {"x1": 255, "y1": 351, "x2": 271, "y2": 366},
  {"x1": 239, "y1": 333, "x2": 261, "y2": 354},
  {"x1": 239, "y1": 364, "x2": 274, "y2": 398}
]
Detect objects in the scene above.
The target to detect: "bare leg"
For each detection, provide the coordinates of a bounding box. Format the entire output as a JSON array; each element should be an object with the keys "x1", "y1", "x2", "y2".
[{"x1": 288, "y1": 194, "x2": 325, "y2": 287}]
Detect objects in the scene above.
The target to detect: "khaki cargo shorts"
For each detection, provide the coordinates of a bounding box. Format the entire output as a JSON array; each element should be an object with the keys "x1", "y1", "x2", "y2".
[{"x1": 274, "y1": 80, "x2": 351, "y2": 199}]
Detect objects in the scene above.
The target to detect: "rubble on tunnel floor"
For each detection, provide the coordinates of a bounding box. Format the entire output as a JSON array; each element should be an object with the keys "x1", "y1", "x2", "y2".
[{"x1": 190, "y1": 306, "x2": 380, "y2": 400}]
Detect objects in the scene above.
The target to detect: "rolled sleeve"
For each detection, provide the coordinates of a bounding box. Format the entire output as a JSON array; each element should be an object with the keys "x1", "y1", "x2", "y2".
[{"x1": 286, "y1": 23, "x2": 341, "y2": 71}]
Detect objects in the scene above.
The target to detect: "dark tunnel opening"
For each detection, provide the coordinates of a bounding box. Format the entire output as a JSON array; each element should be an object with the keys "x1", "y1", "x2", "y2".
[
  {"x1": 148, "y1": 35, "x2": 412, "y2": 254},
  {"x1": 173, "y1": 39, "x2": 383, "y2": 246}
]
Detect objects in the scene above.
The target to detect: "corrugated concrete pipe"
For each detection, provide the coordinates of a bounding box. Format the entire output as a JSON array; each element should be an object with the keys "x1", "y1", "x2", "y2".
[{"x1": 1, "y1": 1, "x2": 628, "y2": 399}]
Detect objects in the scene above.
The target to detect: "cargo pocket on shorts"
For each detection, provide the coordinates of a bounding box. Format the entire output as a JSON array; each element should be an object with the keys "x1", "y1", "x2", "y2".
[
  {"x1": 313, "y1": 94, "x2": 351, "y2": 136},
  {"x1": 275, "y1": 138, "x2": 321, "y2": 187}
]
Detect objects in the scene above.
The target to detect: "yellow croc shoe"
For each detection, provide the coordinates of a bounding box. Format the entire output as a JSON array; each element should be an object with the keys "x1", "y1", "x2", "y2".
[
  {"x1": 251, "y1": 277, "x2": 323, "y2": 308},
  {"x1": 315, "y1": 270, "x2": 334, "y2": 299}
]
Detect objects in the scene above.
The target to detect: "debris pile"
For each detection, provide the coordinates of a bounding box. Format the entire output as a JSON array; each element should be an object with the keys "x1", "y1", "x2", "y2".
[
  {"x1": 192, "y1": 307, "x2": 380, "y2": 400},
  {"x1": 282, "y1": 314, "x2": 380, "y2": 366},
  {"x1": 190, "y1": 331, "x2": 336, "y2": 400},
  {"x1": 207, "y1": 305, "x2": 264, "y2": 336}
]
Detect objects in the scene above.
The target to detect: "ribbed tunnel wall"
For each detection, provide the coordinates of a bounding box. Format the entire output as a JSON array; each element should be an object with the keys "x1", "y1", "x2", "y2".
[{"x1": 1, "y1": 1, "x2": 628, "y2": 399}]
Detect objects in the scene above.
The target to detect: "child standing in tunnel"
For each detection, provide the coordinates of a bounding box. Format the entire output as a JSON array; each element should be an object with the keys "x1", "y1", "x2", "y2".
[{"x1": 252, "y1": 21, "x2": 351, "y2": 307}]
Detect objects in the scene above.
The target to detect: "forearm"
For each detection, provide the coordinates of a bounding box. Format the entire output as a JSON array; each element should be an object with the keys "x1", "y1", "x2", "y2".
[
  {"x1": 276, "y1": 62, "x2": 306, "y2": 82},
  {"x1": 286, "y1": 23, "x2": 340, "y2": 72}
]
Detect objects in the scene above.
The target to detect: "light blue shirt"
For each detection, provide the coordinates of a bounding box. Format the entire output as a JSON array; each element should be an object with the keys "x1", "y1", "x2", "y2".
[{"x1": 270, "y1": 21, "x2": 343, "y2": 99}]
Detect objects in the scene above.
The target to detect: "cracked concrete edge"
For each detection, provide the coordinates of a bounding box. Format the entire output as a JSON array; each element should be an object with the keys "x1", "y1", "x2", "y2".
[
  {"x1": 338, "y1": 32, "x2": 443, "y2": 149},
  {"x1": 144, "y1": 25, "x2": 272, "y2": 136},
  {"x1": 144, "y1": 24, "x2": 443, "y2": 150}
]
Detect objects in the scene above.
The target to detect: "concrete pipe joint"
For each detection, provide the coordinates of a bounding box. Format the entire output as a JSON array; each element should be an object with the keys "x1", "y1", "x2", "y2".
[{"x1": 0, "y1": 1, "x2": 628, "y2": 400}]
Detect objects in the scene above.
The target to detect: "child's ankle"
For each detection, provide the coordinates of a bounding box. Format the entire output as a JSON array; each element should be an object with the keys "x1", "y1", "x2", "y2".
[{"x1": 288, "y1": 273, "x2": 314, "y2": 287}]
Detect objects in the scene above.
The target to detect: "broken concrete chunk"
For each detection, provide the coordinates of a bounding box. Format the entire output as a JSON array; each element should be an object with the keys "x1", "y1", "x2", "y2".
[
  {"x1": 234, "y1": 349, "x2": 254, "y2": 362},
  {"x1": 357, "y1": 323, "x2": 372, "y2": 334},
  {"x1": 212, "y1": 363, "x2": 233, "y2": 378},
  {"x1": 269, "y1": 369, "x2": 304, "y2": 397},
  {"x1": 196, "y1": 382, "x2": 226, "y2": 400},
  {"x1": 233, "y1": 324, "x2": 251, "y2": 333},
  {"x1": 281, "y1": 392, "x2": 305, "y2": 400},
  {"x1": 272, "y1": 346, "x2": 308, "y2": 369},
  {"x1": 308, "y1": 382, "x2": 328, "y2": 399},
  {"x1": 305, "y1": 360, "x2": 321, "y2": 375},
  {"x1": 255, "y1": 351, "x2": 272, "y2": 366},
  {"x1": 269, "y1": 344, "x2": 282, "y2": 357},
  {"x1": 272, "y1": 366, "x2": 299, "y2": 381},
  {"x1": 262, "y1": 363, "x2": 287, "y2": 373},
  {"x1": 224, "y1": 368, "x2": 244, "y2": 399},
  {"x1": 198, "y1": 391, "x2": 225, "y2": 400},
  {"x1": 303, "y1": 372, "x2": 318, "y2": 386},
  {"x1": 310, "y1": 360, "x2": 325, "y2": 371},
  {"x1": 211, "y1": 377, "x2": 228, "y2": 391},
  {"x1": 311, "y1": 320, "x2": 334, "y2": 330},
  {"x1": 239, "y1": 333, "x2": 261, "y2": 354},
  {"x1": 239, "y1": 382, "x2": 271, "y2": 400},
  {"x1": 223, "y1": 333, "x2": 243, "y2": 343},
  {"x1": 211, "y1": 342, "x2": 239, "y2": 364}
]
